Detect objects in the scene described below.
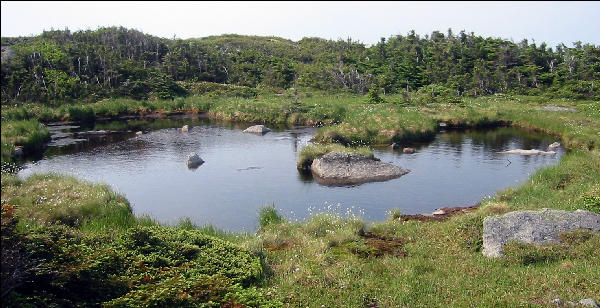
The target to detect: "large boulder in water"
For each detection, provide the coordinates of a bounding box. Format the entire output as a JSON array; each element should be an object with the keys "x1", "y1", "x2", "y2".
[
  {"x1": 186, "y1": 153, "x2": 204, "y2": 168},
  {"x1": 482, "y1": 209, "x2": 600, "y2": 258},
  {"x1": 310, "y1": 152, "x2": 410, "y2": 186},
  {"x1": 243, "y1": 125, "x2": 271, "y2": 134}
]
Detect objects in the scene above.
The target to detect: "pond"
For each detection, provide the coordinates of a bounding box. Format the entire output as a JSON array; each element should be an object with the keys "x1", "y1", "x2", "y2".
[{"x1": 19, "y1": 117, "x2": 565, "y2": 231}]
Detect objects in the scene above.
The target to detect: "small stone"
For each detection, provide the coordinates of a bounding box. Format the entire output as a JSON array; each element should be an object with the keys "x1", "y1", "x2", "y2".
[
  {"x1": 548, "y1": 142, "x2": 561, "y2": 151},
  {"x1": 14, "y1": 146, "x2": 24, "y2": 157},
  {"x1": 186, "y1": 153, "x2": 204, "y2": 168},
  {"x1": 403, "y1": 147, "x2": 415, "y2": 154},
  {"x1": 243, "y1": 125, "x2": 271, "y2": 134},
  {"x1": 136, "y1": 131, "x2": 143, "y2": 136},
  {"x1": 181, "y1": 125, "x2": 189, "y2": 132},
  {"x1": 550, "y1": 298, "x2": 563, "y2": 306},
  {"x1": 439, "y1": 122, "x2": 447, "y2": 127},
  {"x1": 432, "y1": 209, "x2": 446, "y2": 215},
  {"x1": 580, "y1": 299, "x2": 599, "y2": 307}
]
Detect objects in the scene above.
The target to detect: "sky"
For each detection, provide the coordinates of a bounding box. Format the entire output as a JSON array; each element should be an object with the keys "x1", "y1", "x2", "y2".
[{"x1": 1, "y1": 1, "x2": 599, "y2": 48}]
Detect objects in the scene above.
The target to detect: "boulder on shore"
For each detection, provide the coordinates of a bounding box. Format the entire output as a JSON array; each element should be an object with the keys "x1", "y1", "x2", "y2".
[
  {"x1": 243, "y1": 125, "x2": 271, "y2": 134},
  {"x1": 310, "y1": 152, "x2": 410, "y2": 186},
  {"x1": 498, "y1": 149, "x2": 556, "y2": 155},
  {"x1": 186, "y1": 153, "x2": 204, "y2": 168},
  {"x1": 547, "y1": 142, "x2": 561, "y2": 151},
  {"x1": 482, "y1": 208, "x2": 600, "y2": 258}
]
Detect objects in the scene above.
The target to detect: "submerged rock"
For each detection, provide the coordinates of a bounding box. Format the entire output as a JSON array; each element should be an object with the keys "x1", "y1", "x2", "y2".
[
  {"x1": 482, "y1": 209, "x2": 600, "y2": 258},
  {"x1": 498, "y1": 149, "x2": 556, "y2": 155},
  {"x1": 243, "y1": 125, "x2": 271, "y2": 134},
  {"x1": 310, "y1": 152, "x2": 410, "y2": 186},
  {"x1": 186, "y1": 153, "x2": 204, "y2": 168}
]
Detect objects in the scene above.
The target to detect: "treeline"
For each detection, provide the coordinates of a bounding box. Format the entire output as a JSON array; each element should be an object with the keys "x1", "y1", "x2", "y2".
[{"x1": 1, "y1": 26, "x2": 598, "y2": 104}]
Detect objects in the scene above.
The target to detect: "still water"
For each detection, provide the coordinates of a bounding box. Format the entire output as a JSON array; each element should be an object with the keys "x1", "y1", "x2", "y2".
[{"x1": 19, "y1": 118, "x2": 564, "y2": 231}]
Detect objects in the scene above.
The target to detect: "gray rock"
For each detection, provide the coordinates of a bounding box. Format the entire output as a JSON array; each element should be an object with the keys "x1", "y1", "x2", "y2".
[
  {"x1": 537, "y1": 106, "x2": 577, "y2": 112},
  {"x1": 181, "y1": 125, "x2": 189, "y2": 132},
  {"x1": 310, "y1": 152, "x2": 410, "y2": 186},
  {"x1": 14, "y1": 146, "x2": 24, "y2": 157},
  {"x1": 548, "y1": 142, "x2": 561, "y2": 151},
  {"x1": 186, "y1": 153, "x2": 204, "y2": 168},
  {"x1": 403, "y1": 147, "x2": 415, "y2": 154},
  {"x1": 550, "y1": 298, "x2": 563, "y2": 306},
  {"x1": 482, "y1": 209, "x2": 600, "y2": 257},
  {"x1": 498, "y1": 149, "x2": 556, "y2": 155},
  {"x1": 580, "y1": 299, "x2": 599, "y2": 307},
  {"x1": 243, "y1": 125, "x2": 271, "y2": 134}
]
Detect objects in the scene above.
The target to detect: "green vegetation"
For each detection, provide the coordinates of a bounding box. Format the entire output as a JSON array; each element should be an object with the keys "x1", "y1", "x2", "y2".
[
  {"x1": 1, "y1": 120, "x2": 50, "y2": 164},
  {"x1": 1, "y1": 175, "x2": 276, "y2": 307},
  {"x1": 2, "y1": 27, "x2": 598, "y2": 106},
  {"x1": 2, "y1": 26, "x2": 599, "y2": 306}
]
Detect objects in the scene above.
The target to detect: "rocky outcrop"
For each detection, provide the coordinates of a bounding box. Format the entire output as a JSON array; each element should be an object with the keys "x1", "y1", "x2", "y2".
[
  {"x1": 243, "y1": 125, "x2": 271, "y2": 134},
  {"x1": 482, "y1": 209, "x2": 600, "y2": 258},
  {"x1": 310, "y1": 152, "x2": 410, "y2": 185},
  {"x1": 498, "y1": 149, "x2": 556, "y2": 155},
  {"x1": 186, "y1": 153, "x2": 204, "y2": 168}
]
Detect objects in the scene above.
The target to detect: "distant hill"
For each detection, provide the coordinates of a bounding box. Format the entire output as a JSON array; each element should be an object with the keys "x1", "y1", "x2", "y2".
[{"x1": 1, "y1": 26, "x2": 598, "y2": 104}]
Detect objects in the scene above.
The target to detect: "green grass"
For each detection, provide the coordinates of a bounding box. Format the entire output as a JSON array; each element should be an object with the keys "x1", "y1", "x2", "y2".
[
  {"x1": 1, "y1": 120, "x2": 51, "y2": 163},
  {"x1": 1, "y1": 92, "x2": 599, "y2": 306}
]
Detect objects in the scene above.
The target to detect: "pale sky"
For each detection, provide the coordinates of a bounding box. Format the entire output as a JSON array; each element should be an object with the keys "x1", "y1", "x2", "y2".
[{"x1": 1, "y1": 1, "x2": 599, "y2": 48}]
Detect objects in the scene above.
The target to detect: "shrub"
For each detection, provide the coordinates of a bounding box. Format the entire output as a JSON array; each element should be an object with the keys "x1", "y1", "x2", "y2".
[
  {"x1": 259, "y1": 205, "x2": 284, "y2": 228},
  {"x1": 4, "y1": 225, "x2": 270, "y2": 307}
]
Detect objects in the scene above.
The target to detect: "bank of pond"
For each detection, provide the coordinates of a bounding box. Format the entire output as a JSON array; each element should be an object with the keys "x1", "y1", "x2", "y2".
[{"x1": 15, "y1": 117, "x2": 564, "y2": 231}]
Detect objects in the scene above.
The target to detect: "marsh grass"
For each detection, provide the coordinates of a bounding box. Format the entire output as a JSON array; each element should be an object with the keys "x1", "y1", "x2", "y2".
[
  {"x1": 1, "y1": 92, "x2": 599, "y2": 306},
  {"x1": 1, "y1": 173, "x2": 136, "y2": 231},
  {"x1": 1, "y1": 120, "x2": 50, "y2": 162}
]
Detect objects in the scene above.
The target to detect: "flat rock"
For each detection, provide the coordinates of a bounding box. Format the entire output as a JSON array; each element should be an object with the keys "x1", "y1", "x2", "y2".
[
  {"x1": 482, "y1": 209, "x2": 600, "y2": 258},
  {"x1": 310, "y1": 152, "x2": 409, "y2": 186},
  {"x1": 498, "y1": 149, "x2": 556, "y2": 155},
  {"x1": 243, "y1": 125, "x2": 271, "y2": 134},
  {"x1": 536, "y1": 106, "x2": 577, "y2": 112}
]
